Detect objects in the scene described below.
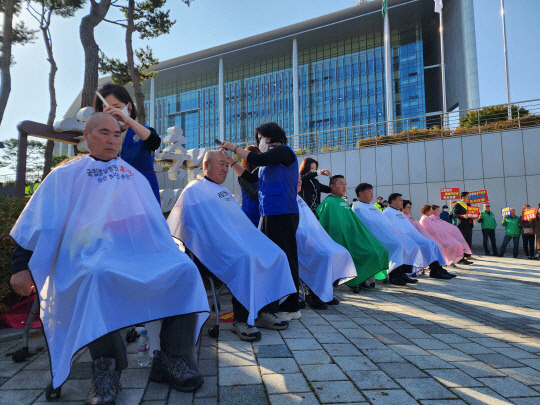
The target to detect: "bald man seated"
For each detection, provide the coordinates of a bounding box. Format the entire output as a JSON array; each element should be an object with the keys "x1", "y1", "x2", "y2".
[
  {"x1": 10, "y1": 113, "x2": 210, "y2": 405},
  {"x1": 167, "y1": 150, "x2": 296, "y2": 341}
]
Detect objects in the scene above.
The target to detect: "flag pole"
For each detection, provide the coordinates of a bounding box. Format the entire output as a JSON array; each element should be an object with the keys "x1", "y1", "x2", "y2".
[
  {"x1": 501, "y1": 0, "x2": 511, "y2": 120},
  {"x1": 438, "y1": 7, "x2": 448, "y2": 128},
  {"x1": 383, "y1": 1, "x2": 394, "y2": 135}
]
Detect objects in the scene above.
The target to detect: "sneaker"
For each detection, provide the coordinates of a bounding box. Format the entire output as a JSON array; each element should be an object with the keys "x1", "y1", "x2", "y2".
[
  {"x1": 449, "y1": 263, "x2": 457, "y2": 268},
  {"x1": 255, "y1": 312, "x2": 289, "y2": 330},
  {"x1": 231, "y1": 321, "x2": 262, "y2": 341},
  {"x1": 279, "y1": 310, "x2": 302, "y2": 321},
  {"x1": 149, "y1": 350, "x2": 203, "y2": 392},
  {"x1": 86, "y1": 357, "x2": 121, "y2": 405},
  {"x1": 326, "y1": 297, "x2": 340, "y2": 305},
  {"x1": 467, "y1": 256, "x2": 476, "y2": 260}
]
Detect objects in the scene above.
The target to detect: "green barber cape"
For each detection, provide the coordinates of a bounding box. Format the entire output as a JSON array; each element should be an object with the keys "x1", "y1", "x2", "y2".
[{"x1": 317, "y1": 195, "x2": 389, "y2": 286}]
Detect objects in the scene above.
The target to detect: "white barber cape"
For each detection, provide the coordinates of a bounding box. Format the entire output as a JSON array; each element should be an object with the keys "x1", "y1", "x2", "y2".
[
  {"x1": 296, "y1": 196, "x2": 356, "y2": 301},
  {"x1": 352, "y1": 201, "x2": 423, "y2": 272},
  {"x1": 10, "y1": 156, "x2": 209, "y2": 389},
  {"x1": 382, "y1": 207, "x2": 445, "y2": 268},
  {"x1": 167, "y1": 177, "x2": 296, "y2": 325}
]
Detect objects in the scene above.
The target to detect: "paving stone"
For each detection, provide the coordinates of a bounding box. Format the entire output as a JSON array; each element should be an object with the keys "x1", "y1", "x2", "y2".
[
  {"x1": 252, "y1": 333, "x2": 284, "y2": 346},
  {"x1": 193, "y1": 398, "x2": 217, "y2": 405},
  {"x1": 519, "y1": 358, "x2": 540, "y2": 371},
  {"x1": 362, "y1": 348, "x2": 405, "y2": 363},
  {"x1": 508, "y1": 397, "x2": 540, "y2": 404},
  {"x1": 414, "y1": 338, "x2": 452, "y2": 350},
  {"x1": 262, "y1": 373, "x2": 310, "y2": 394},
  {"x1": 449, "y1": 343, "x2": 496, "y2": 355},
  {"x1": 284, "y1": 338, "x2": 323, "y2": 351},
  {"x1": 167, "y1": 388, "x2": 194, "y2": 405},
  {"x1": 428, "y1": 349, "x2": 475, "y2": 362},
  {"x1": 312, "y1": 380, "x2": 362, "y2": 403},
  {"x1": 397, "y1": 377, "x2": 456, "y2": 400},
  {"x1": 0, "y1": 360, "x2": 27, "y2": 378},
  {"x1": 269, "y1": 392, "x2": 319, "y2": 404},
  {"x1": 218, "y1": 340, "x2": 254, "y2": 353},
  {"x1": 492, "y1": 346, "x2": 539, "y2": 359},
  {"x1": 120, "y1": 367, "x2": 150, "y2": 388},
  {"x1": 0, "y1": 390, "x2": 42, "y2": 405},
  {"x1": 198, "y1": 357, "x2": 217, "y2": 376},
  {"x1": 473, "y1": 353, "x2": 525, "y2": 368},
  {"x1": 300, "y1": 363, "x2": 347, "y2": 381},
  {"x1": 0, "y1": 369, "x2": 51, "y2": 390},
  {"x1": 419, "y1": 400, "x2": 468, "y2": 405},
  {"x1": 67, "y1": 361, "x2": 93, "y2": 379},
  {"x1": 314, "y1": 333, "x2": 349, "y2": 344},
  {"x1": 219, "y1": 366, "x2": 261, "y2": 386},
  {"x1": 254, "y1": 344, "x2": 291, "y2": 358},
  {"x1": 425, "y1": 368, "x2": 484, "y2": 388},
  {"x1": 377, "y1": 362, "x2": 427, "y2": 379},
  {"x1": 388, "y1": 344, "x2": 429, "y2": 357},
  {"x1": 258, "y1": 357, "x2": 300, "y2": 375},
  {"x1": 143, "y1": 381, "x2": 169, "y2": 400},
  {"x1": 432, "y1": 334, "x2": 472, "y2": 344},
  {"x1": 279, "y1": 328, "x2": 313, "y2": 339},
  {"x1": 332, "y1": 355, "x2": 379, "y2": 372},
  {"x1": 292, "y1": 349, "x2": 331, "y2": 365},
  {"x1": 362, "y1": 389, "x2": 417, "y2": 404},
  {"x1": 346, "y1": 370, "x2": 399, "y2": 390},
  {"x1": 451, "y1": 387, "x2": 513, "y2": 405},
  {"x1": 350, "y1": 338, "x2": 388, "y2": 350},
  {"x1": 322, "y1": 343, "x2": 362, "y2": 357},
  {"x1": 114, "y1": 388, "x2": 145, "y2": 405},
  {"x1": 500, "y1": 366, "x2": 540, "y2": 385},
  {"x1": 219, "y1": 350, "x2": 257, "y2": 367},
  {"x1": 477, "y1": 376, "x2": 539, "y2": 397}
]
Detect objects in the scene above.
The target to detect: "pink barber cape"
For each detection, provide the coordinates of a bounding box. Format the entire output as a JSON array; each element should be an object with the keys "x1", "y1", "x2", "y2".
[{"x1": 419, "y1": 215, "x2": 464, "y2": 265}]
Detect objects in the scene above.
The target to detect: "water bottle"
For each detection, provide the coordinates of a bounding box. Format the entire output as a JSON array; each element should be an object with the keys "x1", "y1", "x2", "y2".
[{"x1": 137, "y1": 329, "x2": 150, "y2": 367}]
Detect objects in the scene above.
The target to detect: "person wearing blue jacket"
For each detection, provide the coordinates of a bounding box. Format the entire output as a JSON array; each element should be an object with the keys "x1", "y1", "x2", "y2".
[
  {"x1": 94, "y1": 84, "x2": 161, "y2": 204},
  {"x1": 238, "y1": 145, "x2": 261, "y2": 226},
  {"x1": 222, "y1": 122, "x2": 300, "y2": 326}
]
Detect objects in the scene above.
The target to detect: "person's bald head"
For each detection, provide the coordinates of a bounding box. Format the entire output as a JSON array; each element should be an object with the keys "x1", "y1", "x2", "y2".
[
  {"x1": 83, "y1": 113, "x2": 122, "y2": 161},
  {"x1": 203, "y1": 150, "x2": 229, "y2": 184}
]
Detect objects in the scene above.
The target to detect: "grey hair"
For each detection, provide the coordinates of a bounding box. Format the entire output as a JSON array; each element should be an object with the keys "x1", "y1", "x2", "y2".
[{"x1": 84, "y1": 112, "x2": 120, "y2": 133}]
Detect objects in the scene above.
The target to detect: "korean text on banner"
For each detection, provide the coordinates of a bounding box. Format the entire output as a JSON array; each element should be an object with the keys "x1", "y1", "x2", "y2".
[
  {"x1": 440, "y1": 188, "x2": 460, "y2": 200},
  {"x1": 502, "y1": 207, "x2": 512, "y2": 217},
  {"x1": 469, "y1": 189, "x2": 489, "y2": 204},
  {"x1": 522, "y1": 208, "x2": 537, "y2": 221},
  {"x1": 467, "y1": 206, "x2": 480, "y2": 219}
]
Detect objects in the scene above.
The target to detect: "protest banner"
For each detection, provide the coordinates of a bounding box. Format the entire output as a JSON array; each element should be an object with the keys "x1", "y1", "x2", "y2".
[
  {"x1": 440, "y1": 188, "x2": 460, "y2": 200},
  {"x1": 501, "y1": 207, "x2": 511, "y2": 217},
  {"x1": 522, "y1": 208, "x2": 537, "y2": 221},
  {"x1": 469, "y1": 189, "x2": 489, "y2": 204},
  {"x1": 467, "y1": 206, "x2": 480, "y2": 219}
]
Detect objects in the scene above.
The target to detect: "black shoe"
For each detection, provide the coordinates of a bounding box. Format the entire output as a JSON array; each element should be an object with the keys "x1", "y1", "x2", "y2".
[
  {"x1": 349, "y1": 285, "x2": 362, "y2": 293},
  {"x1": 441, "y1": 268, "x2": 457, "y2": 278},
  {"x1": 360, "y1": 280, "x2": 376, "y2": 289},
  {"x1": 429, "y1": 267, "x2": 452, "y2": 280},
  {"x1": 298, "y1": 300, "x2": 306, "y2": 309},
  {"x1": 86, "y1": 357, "x2": 121, "y2": 405},
  {"x1": 389, "y1": 275, "x2": 407, "y2": 286},
  {"x1": 484, "y1": 252, "x2": 491, "y2": 256},
  {"x1": 398, "y1": 272, "x2": 418, "y2": 284},
  {"x1": 306, "y1": 294, "x2": 328, "y2": 310},
  {"x1": 326, "y1": 297, "x2": 340, "y2": 305},
  {"x1": 458, "y1": 259, "x2": 472, "y2": 265},
  {"x1": 150, "y1": 350, "x2": 203, "y2": 392}
]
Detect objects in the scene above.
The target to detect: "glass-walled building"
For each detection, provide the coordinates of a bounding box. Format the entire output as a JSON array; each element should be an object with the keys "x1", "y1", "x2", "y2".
[{"x1": 60, "y1": 0, "x2": 478, "y2": 156}]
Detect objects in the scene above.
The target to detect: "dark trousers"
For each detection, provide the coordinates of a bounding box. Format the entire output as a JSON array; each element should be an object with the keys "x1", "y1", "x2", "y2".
[
  {"x1": 87, "y1": 313, "x2": 200, "y2": 371},
  {"x1": 482, "y1": 229, "x2": 498, "y2": 255},
  {"x1": 260, "y1": 213, "x2": 300, "y2": 313},
  {"x1": 522, "y1": 234, "x2": 535, "y2": 257},
  {"x1": 232, "y1": 297, "x2": 249, "y2": 324},
  {"x1": 459, "y1": 226, "x2": 473, "y2": 257},
  {"x1": 500, "y1": 235, "x2": 520, "y2": 258}
]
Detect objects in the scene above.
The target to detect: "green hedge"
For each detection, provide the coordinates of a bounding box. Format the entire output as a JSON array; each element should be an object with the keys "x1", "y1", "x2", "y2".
[{"x1": 0, "y1": 195, "x2": 29, "y2": 314}]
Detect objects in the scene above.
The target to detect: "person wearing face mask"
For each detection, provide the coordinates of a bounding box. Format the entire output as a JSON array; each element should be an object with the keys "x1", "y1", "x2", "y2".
[
  {"x1": 298, "y1": 157, "x2": 332, "y2": 216},
  {"x1": 221, "y1": 122, "x2": 301, "y2": 324},
  {"x1": 94, "y1": 84, "x2": 161, "y2": 203}
]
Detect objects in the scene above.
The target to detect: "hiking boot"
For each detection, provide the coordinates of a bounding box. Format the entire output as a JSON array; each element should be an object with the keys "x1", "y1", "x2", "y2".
[
  {"x1": 231, "y1": 322, "x2": 262, "y2": 341},
  {"x1": 255, "y1": 312, "x2": 289, "y2": 330},
  {"x1": 85, "y1": 357, "x2": 121, "y2": 405},
  {"x1": 149, "y1": 350, "x2": 203, "y2": 392}
]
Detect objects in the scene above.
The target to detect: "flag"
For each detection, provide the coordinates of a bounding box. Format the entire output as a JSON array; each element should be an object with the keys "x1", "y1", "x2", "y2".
[
  {"x1": 434, "y1": 0, "x2": 443, "y2": 13},
  {"x1": 382, "y1": 0, "x2": 387, "y2": 18}
]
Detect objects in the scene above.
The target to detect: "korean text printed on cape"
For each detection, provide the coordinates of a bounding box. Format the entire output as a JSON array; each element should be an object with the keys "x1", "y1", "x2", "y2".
[
  {"x1": 296, "y1": 196, "x2": 356, "y2": 301},
  {"x1": 352, "y1": 201, "x2": 424, "y2": 272},
  {"x1": 316, "y1": 195, "x2": 389, "y2": 286},
  {"x1": 382, "y1": 207, "x2": 446, "y2": 267},
  {"x1": 167, "y1": 177, "x2": 296, "y2": 325},
  {"x1": 419, "y1": 215, "x2": 464, "y2": 265},
  {"x1": 10, "y1": 156, "x2": 209, "y2": 389}
]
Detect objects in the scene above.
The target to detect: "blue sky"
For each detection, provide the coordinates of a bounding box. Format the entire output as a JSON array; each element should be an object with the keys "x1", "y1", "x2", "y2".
[{"x1": 1, "y1": 0, "x2": 539, "y2": 148}]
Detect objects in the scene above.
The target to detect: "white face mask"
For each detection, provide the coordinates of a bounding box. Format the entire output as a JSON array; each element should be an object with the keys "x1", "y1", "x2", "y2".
[
  {"x1": 259, "y1": 138, "x2": 269, "y2": 153},
  {"x1": 117, "y1": 105, "x2": 131, "y2": 127}
]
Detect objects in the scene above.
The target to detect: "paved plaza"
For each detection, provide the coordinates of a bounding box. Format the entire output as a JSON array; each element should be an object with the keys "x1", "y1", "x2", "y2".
[{"x1": 1, "y1": 254, "x2": 540, "y2": 404}]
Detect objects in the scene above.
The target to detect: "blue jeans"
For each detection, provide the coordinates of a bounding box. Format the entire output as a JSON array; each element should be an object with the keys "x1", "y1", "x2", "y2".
[{"x1": 500, "y1": 235, "x2": 520, "y2": 258}]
